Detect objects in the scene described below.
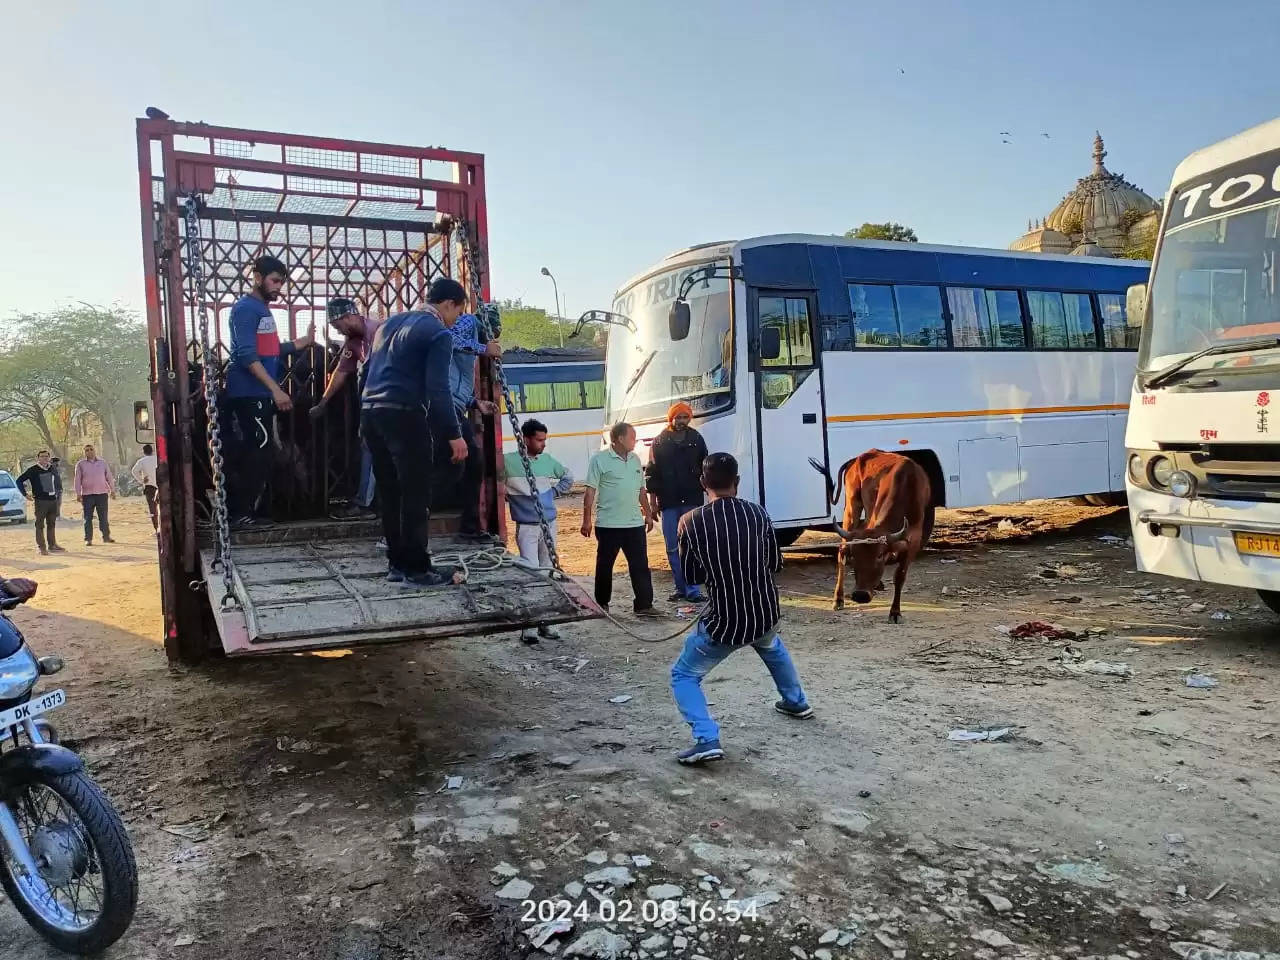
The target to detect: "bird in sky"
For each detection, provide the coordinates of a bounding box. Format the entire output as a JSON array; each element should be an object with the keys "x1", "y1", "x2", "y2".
[
  {"x1": 1042, "y1": 132, "x2": 1052, "y2": 139},
  {"x1": 999, "y1": 130, "x2": 1011, "y2": 136}
]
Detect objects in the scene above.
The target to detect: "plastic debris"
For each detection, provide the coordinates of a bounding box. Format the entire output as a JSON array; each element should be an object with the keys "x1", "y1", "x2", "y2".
[
  {"x1": 526, "y1": 919, "x2": 574, "y2": 949},
  {"x1": 1063, "y1": 658, "x2": 1133, "y2": 678},
  {"x1": 1035, "y1": 860, "x2": 1117, "y2": 889},
  {"x1": 446, "y1": 776, "x2": 463, "y2": 789},
  {"x1": 1186, "y1": 602, "x2": 1209, "y2": 613},
  {"x1": 1186, "y1": 674, "x2": 1219, "y2": 689},
  {"x1": 948, "y1": 727, "x2": 1013, "y2": 743},
  {"x1": 1210, "y1": 611, "x2": 1232, "y2": 621},
  {"x1": 608, "y1": 695, "x2": 633, "y2": 704},
  {"x1": 1010, "y1": 620, "x2": 1078, "y2": 641}
]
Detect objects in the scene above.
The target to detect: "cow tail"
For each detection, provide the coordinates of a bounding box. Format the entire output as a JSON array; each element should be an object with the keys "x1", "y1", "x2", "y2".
[{"x1": 808, "y1": 457, "x2": 836, "y2": 508}]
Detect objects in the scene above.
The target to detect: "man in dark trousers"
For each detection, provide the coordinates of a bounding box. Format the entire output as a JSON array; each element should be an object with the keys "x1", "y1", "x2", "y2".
[
  {"x1": 645, "y1": 401, "x2": 709, "y2": 602},
  {"x1": 669, "y1": 453, "x2": 813, "y2": 765},
  {"x1": 224, "y1": 255, "x2": 314, "y2": 527},
  {"x1": 17, "y1": 450, "x2": 64, "y2": 554},
  {"x1": 582, "y1": 422, "x2": 659, "y2": 617},
  {"x1": 131, "y1": 443, "x2": 159, "y2": 530},
  {"x1": 361, "y1": 277, "x2": 469, "y2": 587}
]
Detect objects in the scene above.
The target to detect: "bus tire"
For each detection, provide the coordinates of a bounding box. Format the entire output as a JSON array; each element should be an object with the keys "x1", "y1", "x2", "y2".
[
  {"x1": 775, "y1": 527, "x2": 804, "y2": 549},
  {"x1": 1259, "y1": 590, "x2": 1280, "y2": 619}
]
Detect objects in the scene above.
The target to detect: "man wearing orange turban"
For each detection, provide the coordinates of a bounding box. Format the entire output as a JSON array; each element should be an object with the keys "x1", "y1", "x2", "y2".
[{"x1": 645, "y1": 402, "x2": 709, "y2": 602}]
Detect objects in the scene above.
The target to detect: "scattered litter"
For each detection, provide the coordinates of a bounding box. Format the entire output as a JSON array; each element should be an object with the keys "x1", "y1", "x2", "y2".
[
  {"x1": 447, "y1": 776, "x2": 463, "y2": 789},
  {"x1": 1097, "y1": 535, "x2": 1125, "y2": 544},
  {"x1": 675, "y1": 605, "x2": 697, "y2": 620},
  {"x1": 1010, "y1": 620, "x2": 1078, "y2": 641},
  {"x1": 632, "y1": 854, "x2": 653, "y2": 868},
  {"x1": 563, "y1": 928, "x2": 631, "y2": 958},
  {"x1": 1164, "y1": 833, "x2": 1187, "y2": 845},
  {"x1": 997, "y1": 519, "x2": 1017, "y2": 532},
  {"x1": 583, "y1": 866, "x2": 635, "y2": 888},
  {"x1": 491, "y1": 862, "x2": 519, "y2": 878},
  {"x1": 1050, "y1": 596, "x2": 1083, "y2": 604},
  {"x1": 647, "y1": 883, "x2": 684, "y2": 900},
  {"x1": 1036, "y1": 860, "x2": 1117, "y2": 889},
  {"x1": 1186, "y1": 602, "x2": 1209, "y2": 614},
  {"x1": 948, "y1": 727, "x2": 1013, "y2": 743},
  {"x1": 1057, "y1": 564, "x2": 1082, "y2": 578},
  {"x1": 495, "y1": 878, "x2": 534, "y2": 900},
  {"x1": 608, "y1": 695, "x2": 633, "y2": 704},
  {"x1": 1186, "y1": 674, "x2": 1219, "y2": 689},
  {"x1": 1063, "y1": 658, "x2": 1133, "y2": 678},
  {"x1": 940, "y1": 558, "x2": 959, "y2": 564},
  {"x1": 1210, "y1": 611, "x2": 1232, "y2": 621},
  {"x1": 275, "y1": 736, "x2": 315, "y2": 753},
  {"x1": 1206, "y1": 881, "x2": 1228, "y2": 901},
  {"x1": 993, "y1": 625, "x2": 1011, "y2": 636},
  {"x1": 525, "y1": 918, "x2": 573, "y2": 949}
]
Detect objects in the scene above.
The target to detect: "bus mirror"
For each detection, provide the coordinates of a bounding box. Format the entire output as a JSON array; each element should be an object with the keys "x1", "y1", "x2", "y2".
[
  {"x1": 760, "y1": 326, "x2": 782, "y2": 361},
  {"x1": 1126, "y1": 283, "x2": 1147, "y2": 328},
  {"x1": 134, "y1": 400, "x2": 154, "y2": 444},
  {"x1": 669, "y1": 300, "x2": 691, "y2": 341}
]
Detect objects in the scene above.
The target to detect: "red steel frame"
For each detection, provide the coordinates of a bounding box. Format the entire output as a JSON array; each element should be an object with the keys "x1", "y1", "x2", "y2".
[{"x1": 136, "y1": 117, "x2": 501, "y2": 663}]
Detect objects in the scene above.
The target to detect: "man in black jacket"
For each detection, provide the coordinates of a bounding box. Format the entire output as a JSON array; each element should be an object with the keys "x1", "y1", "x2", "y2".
[
  {"x1": 17, "y1": 451, "x2": 64, "y2": 555},
  {"x1": 645, "y1": 402, "x2": 708, "y2": 602},
  {"x1": 361, "y1": 278, "x2": 470, "y2": 588}
]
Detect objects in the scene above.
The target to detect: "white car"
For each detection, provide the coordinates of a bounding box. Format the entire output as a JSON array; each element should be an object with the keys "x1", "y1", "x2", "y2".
[{"x1": 0, "y1": 471, "x2": 28, "y2": 524}]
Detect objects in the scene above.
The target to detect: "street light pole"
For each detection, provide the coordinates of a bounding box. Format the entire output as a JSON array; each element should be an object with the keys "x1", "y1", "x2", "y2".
[{"x1": 540, "y1": 266, "x2": 565, "y2": 348}]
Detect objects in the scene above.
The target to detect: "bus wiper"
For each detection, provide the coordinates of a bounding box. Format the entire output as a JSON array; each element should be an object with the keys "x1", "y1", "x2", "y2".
[
  {"x1": 624, "y1": 350, "x2": 658, "y2": 396},
  {"x1": 1142, "y1": 336, "x2": 1280, "y2": 390}
]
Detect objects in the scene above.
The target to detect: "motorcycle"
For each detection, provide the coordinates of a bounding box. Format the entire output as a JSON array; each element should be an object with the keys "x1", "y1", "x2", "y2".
[{"x1": 0, "y1": 589, "x2": 137, "y2": 953}]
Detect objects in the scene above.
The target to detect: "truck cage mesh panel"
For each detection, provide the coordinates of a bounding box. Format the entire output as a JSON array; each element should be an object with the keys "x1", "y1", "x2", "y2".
[{"x1": 151, "y1": 178, "x2": 458, "y2": 524}]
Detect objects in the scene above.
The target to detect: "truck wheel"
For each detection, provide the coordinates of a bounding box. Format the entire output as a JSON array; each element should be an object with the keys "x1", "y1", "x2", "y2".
[{"x1": 1259, "y1": 590, "x2": 1280, "y2": 619}]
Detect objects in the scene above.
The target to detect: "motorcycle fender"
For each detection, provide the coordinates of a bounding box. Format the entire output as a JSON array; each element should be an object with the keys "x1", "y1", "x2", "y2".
[{"x1": 0, "y1": 744, "x2": 83, "y2": 794}]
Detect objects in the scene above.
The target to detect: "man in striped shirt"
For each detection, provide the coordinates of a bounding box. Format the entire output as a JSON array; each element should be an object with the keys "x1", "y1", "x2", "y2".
[{"x1": 669, "y1": 452, "x2": 812, "y2": 765}]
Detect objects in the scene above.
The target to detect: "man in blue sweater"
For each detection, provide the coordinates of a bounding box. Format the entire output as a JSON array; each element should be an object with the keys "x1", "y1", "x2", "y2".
[
  {"x1": 362, "y1": 277, "x2": 470, "y2": 587},
  {"x1": 224, "y1": 256, "x2": 313, "y2": 526}
]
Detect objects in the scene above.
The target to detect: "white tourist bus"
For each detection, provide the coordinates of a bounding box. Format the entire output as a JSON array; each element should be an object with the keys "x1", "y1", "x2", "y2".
[
  {"x1": 1125, "y1": 117, "x2": 1280, "y2": 617},
  {"x1": 602, "y1": 234, "x2": 1148, "y2": 545},
  {"x1": 500, "y1": 348, "x2": 605, "y2": 481}
]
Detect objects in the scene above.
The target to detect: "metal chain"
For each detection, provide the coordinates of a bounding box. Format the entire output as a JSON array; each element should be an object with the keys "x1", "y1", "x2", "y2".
[
  {"x1": 183, "y1": 194, "x2": 237, "y2": 609},
  {"x1": 451, "y1": 218, "x2": 565, "y2": 577}
]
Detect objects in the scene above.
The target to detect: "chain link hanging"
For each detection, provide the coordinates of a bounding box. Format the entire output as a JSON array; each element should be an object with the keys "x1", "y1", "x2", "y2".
[
  {"x1": 182, "y1": 194, "x2": 238, "y2": 609},
  {"x1": 451, "y1": 218, "x2": 565, "y2": 577}
]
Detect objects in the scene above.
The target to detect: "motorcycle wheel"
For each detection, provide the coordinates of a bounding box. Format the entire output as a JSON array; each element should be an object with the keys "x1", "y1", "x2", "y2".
[{"x1": 0, "y1": 770, "x2": 137, "y2": 954}]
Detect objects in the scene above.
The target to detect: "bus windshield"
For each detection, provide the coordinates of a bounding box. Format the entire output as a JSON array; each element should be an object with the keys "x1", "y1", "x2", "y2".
[
  {"x1": 1142, "y1": 201, "x2": 1280, "y2": 370},
  {"x1": 605, "y1": 261, "x2": 732, "y2": 425}
]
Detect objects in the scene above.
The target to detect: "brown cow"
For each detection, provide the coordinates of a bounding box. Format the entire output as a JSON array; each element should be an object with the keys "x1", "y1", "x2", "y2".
[{"x1": 810, "y1": 451, "x2": 934, "y2": 622}]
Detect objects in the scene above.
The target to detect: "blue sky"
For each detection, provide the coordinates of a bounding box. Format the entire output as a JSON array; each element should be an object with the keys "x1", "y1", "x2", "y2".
[{"x1": 2, "y1": 0, "x2": 1277, "y2": 323}]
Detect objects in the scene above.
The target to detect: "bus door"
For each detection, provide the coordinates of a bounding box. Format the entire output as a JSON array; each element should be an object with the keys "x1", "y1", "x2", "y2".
[{"x1": 752, "y1": 289, "x2": 830, "y2": 524}]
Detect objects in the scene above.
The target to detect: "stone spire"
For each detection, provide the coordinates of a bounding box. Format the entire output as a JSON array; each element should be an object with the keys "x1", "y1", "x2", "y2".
[{"x1": 1092, "y1": 131, "x2": 1108, "y2": 175}]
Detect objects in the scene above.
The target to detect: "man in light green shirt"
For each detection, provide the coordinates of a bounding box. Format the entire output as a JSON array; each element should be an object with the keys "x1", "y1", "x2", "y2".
[{"x1": 582, "y1": 422, "x2": 658, "y2": 616}]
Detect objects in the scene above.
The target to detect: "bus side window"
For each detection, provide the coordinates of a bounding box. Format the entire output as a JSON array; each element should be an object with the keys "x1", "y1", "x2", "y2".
[
  {"x1": 1097, "y1": 293, "x2": 1136, "y2": 348},
  {"x1": 584, "y1": 379, "x2": 606, "y2": 408},
  {"x1": 1028, "y1": 291, "x2": 1096, "y2": 349},
  {"x1": 893, "y1": 285, "x2": 946, "y2": 348},
  {"x1": 523, "y1": 382, "x2": 554, "y2": 412},
  {"x1": 553, "y1": 381, "x2": 584, "y2": 410},
  {"x1": 847, "y1": 283, "x2": 899, "y2": 347}
]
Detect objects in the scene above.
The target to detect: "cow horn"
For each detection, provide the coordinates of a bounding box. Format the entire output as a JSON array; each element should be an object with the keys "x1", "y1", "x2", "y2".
[
  {"x1": 832, "y1": 518, "x2": 887, "y2": 545},
  {"x1": 886, "y1": 519, "x2": 909, "y2": 544}
]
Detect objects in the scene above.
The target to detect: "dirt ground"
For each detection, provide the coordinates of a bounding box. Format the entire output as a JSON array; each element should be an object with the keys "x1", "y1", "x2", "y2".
[{"x1": 1, "y1": 494, "x2": 1278, "y2": 960}]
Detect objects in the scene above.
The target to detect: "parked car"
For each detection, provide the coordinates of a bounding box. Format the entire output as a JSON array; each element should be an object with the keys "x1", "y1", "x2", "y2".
[{"x1": 0, "y1": 472, "x2": 27, "y2": 525}]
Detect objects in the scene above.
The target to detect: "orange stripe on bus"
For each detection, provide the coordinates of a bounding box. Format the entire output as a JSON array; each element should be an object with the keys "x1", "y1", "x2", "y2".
[
  {"x1": 827, "y1": 403, "x2": 1127, "y2": 423},
  {"x1": 502, "y1": 429, "x2": 603, "y2": 440}
]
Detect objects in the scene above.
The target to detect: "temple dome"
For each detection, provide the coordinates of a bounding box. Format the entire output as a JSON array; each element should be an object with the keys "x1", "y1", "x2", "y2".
[{"x1": 1043, "y1": 133, "x2": 1157, "y2": 237}]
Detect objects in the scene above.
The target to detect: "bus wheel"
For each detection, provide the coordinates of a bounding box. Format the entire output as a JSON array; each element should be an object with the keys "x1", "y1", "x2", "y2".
[
  {"x1": 1259, "y1": 590, "x2": 1280, "y2": 618},
  {"x1": 775, "y1": 527, "x2": 804, "y2": 548}
]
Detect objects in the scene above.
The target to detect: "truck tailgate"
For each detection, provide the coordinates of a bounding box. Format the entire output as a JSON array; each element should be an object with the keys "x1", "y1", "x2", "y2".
[{"x1": 199, "y1": 534, "x2": 601, "y2": 655}]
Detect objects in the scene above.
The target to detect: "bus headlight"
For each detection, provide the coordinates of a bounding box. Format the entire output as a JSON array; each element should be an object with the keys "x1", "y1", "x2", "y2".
[
  {"x1": 1149, "y1": 456, "x2": 1174, "y2": 490},
  {"x1": 1127, "y1": 454, "x2": 1146, "y2": 486},
  {"x1": 1169, "y1": 470, "x2": 1196, "y2": 499}
]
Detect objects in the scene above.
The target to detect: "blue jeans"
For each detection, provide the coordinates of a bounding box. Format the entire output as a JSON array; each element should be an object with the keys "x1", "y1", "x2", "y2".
[
  {"x1": 661, "y1": 506, "x2": 704, "y2": 599},
  {"x1": 670, "y1": 621, "x2": 807, "y2": 744}
]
